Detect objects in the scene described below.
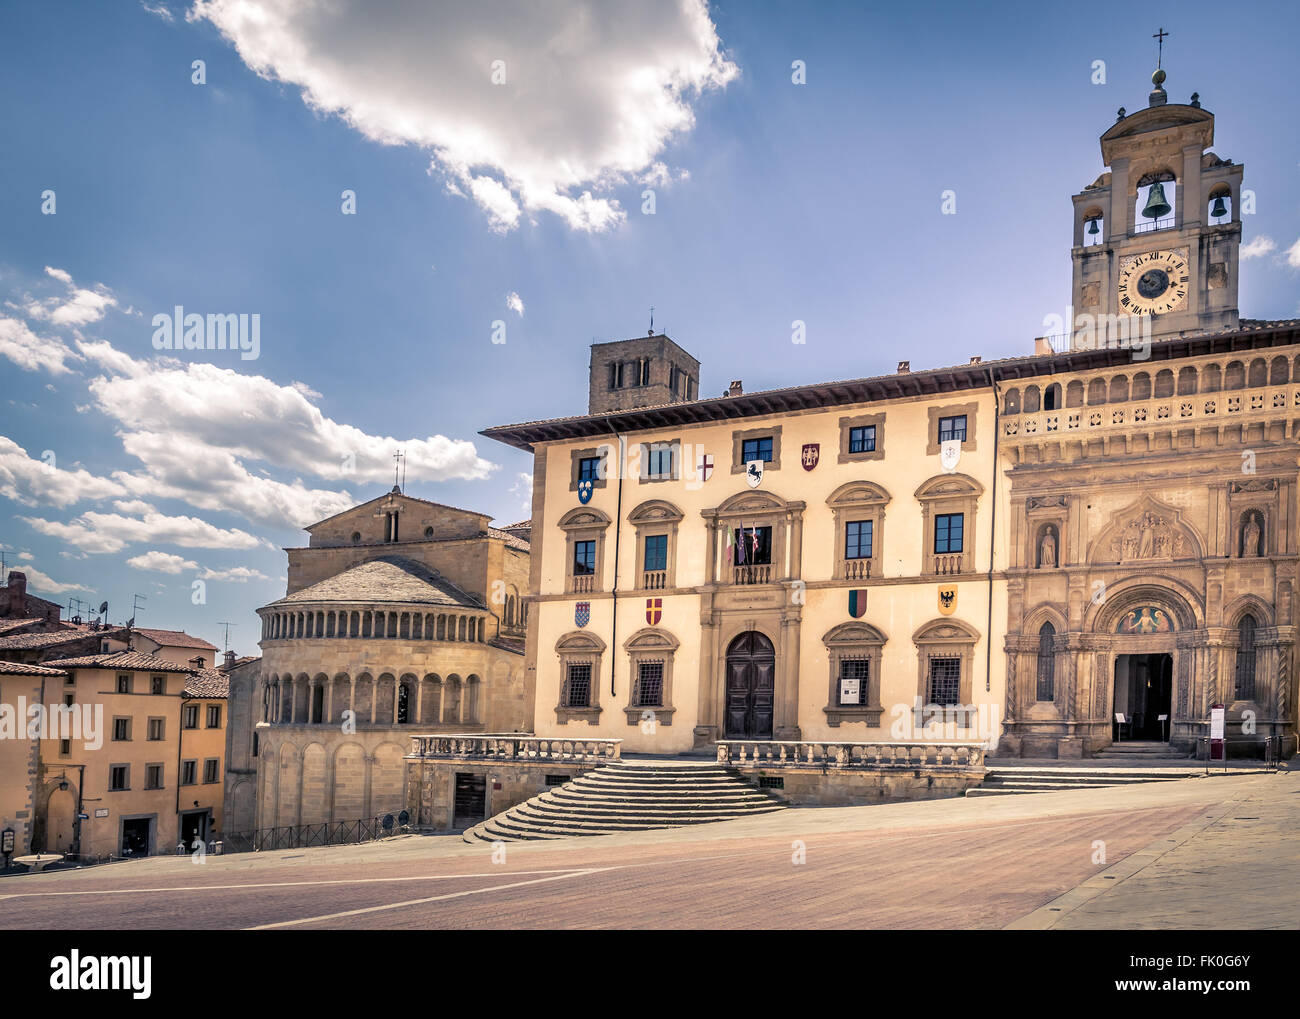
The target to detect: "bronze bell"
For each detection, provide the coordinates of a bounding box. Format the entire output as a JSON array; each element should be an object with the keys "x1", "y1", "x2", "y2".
[
  {"x1": 1210, "y1": 195, "x2": 1228, "y2": 219},
  {"x1": 1142, "y1": 181, "x2": 1172, "y2": 220},
  {"x1": 1087, "y1": 218, "x2": 1100, "y2": 236}
]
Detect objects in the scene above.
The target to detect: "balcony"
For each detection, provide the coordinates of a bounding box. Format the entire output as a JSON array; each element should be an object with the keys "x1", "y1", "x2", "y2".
[
  {"x1": 569, "y1": 573, "x2": 596, "y2": 594},
  {"x1": 731, "y1": 564, "x2": 773, "y2": 585},
  {"x1": 642, "y1": 569, "x2": 667, "y2": 590},
  {"x1": 931, "y1": 554, "x2": 964, "y2": 575},
  {"x1": 841, "y1": 557, "x2": 873, "y2": 581}
]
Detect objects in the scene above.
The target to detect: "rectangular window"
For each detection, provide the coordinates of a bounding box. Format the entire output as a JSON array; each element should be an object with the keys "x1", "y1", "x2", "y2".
[
  {"x1": 934, "y1": 513, "x2": 964, "y2": 554},
  {"x1": 566, "y1": 664, "x2": 592, "y2": 708},
  {"x1": 203, "y1": 759, "x2": 220, "y2": 784},
  {"x1": 938, "y1": 414, "x2": 968, "y2": 443},
  {"x1": 183, "y1": 704, "x2": 199, "y2": 729},
  {"x1": 845, "y1": 520, "x2": 873, "y2": 559},
  {"x1": 927, "y1": 657, "x2": 962, "y2": 707},
  {"x1": 112, "y1": 717, "x2": 131, "y2": 742},
  {"x1": 150, "y1": 675, "x2": 165, "y2": 695},
  {"x1": 59, "y1": 739, "x2": 71, "y2": 756},
  {"x1": 644, "y1": 534, "x2": 668, "y2": 572},
  {"x1": 252, "y1": 732, "x2": 259, "y2": 758},
  {"x1": 645, "y1": 443, "x2": 676, "y2": 479},
  {"x1": 145, "y1": 764, "x2": 163, "y2": 790},
  {"x1": 116, "y1": 674, "x2": 132, "y2": 694},
  {"x1": 573, "y1": 540, "x2": 596, "y2": 576},
  {"x1": 848, "y1": 425, "x2": 876, "y2": 454},
  {"x1": 732, "y1": 525, "x2": 773, "y2": 565},
  {"x1": 741, "y1": 436, "x2": 774, "y2": 462},
  {"x1": 109, "y1": 765, "x2": 129, "y2": 791},
  {"x1": 669, "y1": 364, "x2": 678, "y2": 393},
  {"x1": 608, "y1": 362, "x2": 623, "y2": 389},
  {"x1": 147, "y1": 717, "x2": 165, "y2": 741},
  {"x1": 206, "y1": 705, "x2": 222, "y2": 728},
  {"x1": 637, "y1": 661, "x2": 664, "y2": 707},
  {"x1": 578, "y1": 456, "x2": 602, "y2": 482},
  {"x1": 838, "y1": 658, "x2": 871, "y2": 706},
  {"x1": 181, "y1": 760, "x2": 197, "y2": 786}
]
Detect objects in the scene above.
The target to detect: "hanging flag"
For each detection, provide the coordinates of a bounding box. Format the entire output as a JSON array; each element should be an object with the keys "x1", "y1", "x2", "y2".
[
  {"x1": 645, "y1": 598, "x2": 662, "y2": 625},
  {"x1": 574, "y1": 602, "x2": 590, "y2": 628},
  {"x1": 735, "y1": 522, "x2": 746, "y2": 565},
  {"x1": 940, "y1": 439, "x2": 961, "y2": 473},
  {"x1": 577, "y1": 479, "x2": 594, "y2": 504},
  {"x1": 848, "y1": 590, "x2": 867, "y2": 618}
]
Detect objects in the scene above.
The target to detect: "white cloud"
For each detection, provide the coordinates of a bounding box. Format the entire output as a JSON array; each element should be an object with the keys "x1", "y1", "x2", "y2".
[
  {"x1": 1240, "y1": 236, "x2": 1276, "y2": 260},
  {"x1": 112, "y1": 499, "x2": 157, "y2": 515},
  {"x1": 126, "y1": 550, "x2": 199, "y2": 574},
  {"x1": 0, "y1": 436, "x2": 126, "y2": 507},
  {"x1": 191, "y1": 0, "x2": 738, "y2": 233},
  {"x1": 505, "y1": 291, "x2": 525, "y2": 317},
  {"x1": 24, "y1": 266, "x2": 117, "y2": 327},
  {"x1": 141, "y1": 1, "x2": 176, "y2": 20},
  {"x1": 508, "y1": 470, "x2": 532, "y2": 511},
  {"x1": 0, "y1": 316, "x2": 79, "y2": 375},
  {"x1": 20, "y1": 565, "x2": 94, "y2": 596},
  {"x1": 20, "y1": 510, "x2": 267, "y2": 554},
  {"x1": 198, "y1": 565, "x2": 269, "y2": 582},
  {"x1": 1286, "y1": 238, "x2": 1300, "y2": 270}
]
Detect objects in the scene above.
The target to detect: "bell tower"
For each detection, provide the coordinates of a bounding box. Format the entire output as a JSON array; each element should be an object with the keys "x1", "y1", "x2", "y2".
[{"x1": 1068, "y1": 59, "x2": 1243, "y2": 347}]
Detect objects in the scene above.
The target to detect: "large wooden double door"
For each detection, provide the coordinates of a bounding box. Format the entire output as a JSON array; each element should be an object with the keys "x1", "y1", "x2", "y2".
[{"x1": 725, "y1": 631, "x2": 775, "y2": 739}]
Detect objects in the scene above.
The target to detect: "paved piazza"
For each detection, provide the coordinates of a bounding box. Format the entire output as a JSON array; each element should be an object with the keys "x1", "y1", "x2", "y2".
[{"x1": 2, "y1": 770, "x2": 1292, "y2": 930}]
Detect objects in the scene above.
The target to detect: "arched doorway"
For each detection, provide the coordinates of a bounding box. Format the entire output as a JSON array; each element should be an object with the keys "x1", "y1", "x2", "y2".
[
  {"x1": 724, "y1": 631, "x2": 775, "y2": 739},
  {"x1": 45, "y1": 787, "x2": 77, "y2": 854}
]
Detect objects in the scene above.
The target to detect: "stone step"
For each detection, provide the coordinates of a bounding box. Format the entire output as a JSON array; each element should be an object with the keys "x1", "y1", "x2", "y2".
[
  {"x1": 521, "y1": 798, "x2": 779, "y2": 820},
  {"x1": 551, "y1": 786, "x2": 774, "y2": 804}
]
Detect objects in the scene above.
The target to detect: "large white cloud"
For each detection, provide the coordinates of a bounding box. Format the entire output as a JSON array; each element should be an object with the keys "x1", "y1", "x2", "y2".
[
  {"x1": 0, "y1": 317, "x2": 79, "y2": 375},
  {"x1": 18, "y1": 564, "x2": 94, "y2": 596},
  {"x1": 0, "y1": 436, "x2": 126, "y2": 507},
  {"x1": 126, "y1": 550, "x2": 199, "y2": 574},
  {"x1": 190, "y1": 0, "x2": 738, "y2": 232}
]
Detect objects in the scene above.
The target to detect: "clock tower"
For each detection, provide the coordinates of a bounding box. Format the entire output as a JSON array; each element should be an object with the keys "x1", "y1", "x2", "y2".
[{"x1": 1068, "y1": 66, "x2": 1243, "y2": 347}]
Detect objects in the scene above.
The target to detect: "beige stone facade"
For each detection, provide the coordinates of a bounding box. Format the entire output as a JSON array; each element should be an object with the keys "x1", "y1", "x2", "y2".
[{"x1": 242, "y1": 489, "x2": 531, "y2": 830}]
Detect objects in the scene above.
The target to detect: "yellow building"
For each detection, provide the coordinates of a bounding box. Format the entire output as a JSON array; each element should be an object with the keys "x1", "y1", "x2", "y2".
[{"x1": 486, "y1": 351, "x2": 1010, "y2": 754}]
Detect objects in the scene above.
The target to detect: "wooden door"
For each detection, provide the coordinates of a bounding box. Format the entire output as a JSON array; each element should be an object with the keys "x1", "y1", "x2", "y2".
[{"x1": 724, "y1": 631, "x2": 775, "y2": 739}]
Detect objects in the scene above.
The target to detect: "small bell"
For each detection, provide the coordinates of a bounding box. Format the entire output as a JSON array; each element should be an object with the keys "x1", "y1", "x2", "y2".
[
  {"x1": 1087, "y1": 218, "x2": 1100, "y2": 236},
  {"x1": 1210, "y1": 195, "x2": 1228, "y2": 219},
  {"x1": 1142, "y1": 181, "x2": 1172, "y2": 220}
]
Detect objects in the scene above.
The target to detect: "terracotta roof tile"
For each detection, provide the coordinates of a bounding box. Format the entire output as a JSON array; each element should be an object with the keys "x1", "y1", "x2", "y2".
[
  {"x1": 0, "y1": 659, "x2": 68, "y2": 676},
  {"x1": 135, "y1": 628, "x2": 219, "y2": 651},
  {"x1": 267, "y1": 555, "x2": 484, "y2": 609},
  {"x1": 43, "y1": 650, "x2": 195, "y2": 673},
  {"x1": 185, "y1": 668, "x2": 230, "y2": 698}
]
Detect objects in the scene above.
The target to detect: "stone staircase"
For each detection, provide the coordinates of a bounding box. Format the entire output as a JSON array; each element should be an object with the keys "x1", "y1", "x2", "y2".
[
  {"x1": 1093, "y1": 740, "x2": 1186, "y2": 760},
  {"x1": 463, "y1": 759, "x2": 785, "y2": 842},
  {"x1": 966, "y1": 764, "x2": 1194, "y2": 797}
]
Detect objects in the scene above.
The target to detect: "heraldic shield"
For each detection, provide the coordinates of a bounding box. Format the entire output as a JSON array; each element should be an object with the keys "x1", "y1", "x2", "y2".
[
  {"x1": 645, "y1": 598, "x2": 662, "y2": 625},
  {"x1": 577, "y1": 479, "x2": 594, "y2": 504},
  {"x1": 938, "y1": 585, "x2": 957, "y2": 615},
  {"x1": 574, "y1": 601, "x2": 590, "y2": 627}
]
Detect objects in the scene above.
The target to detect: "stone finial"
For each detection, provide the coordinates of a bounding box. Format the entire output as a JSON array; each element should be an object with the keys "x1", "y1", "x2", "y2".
[
  {"x1": 1116, "y1": 106, "x2": 1126, "y2": 121},
  {"x1": 1190, "y1": 91, "x2": 1200, "y2": 108}
]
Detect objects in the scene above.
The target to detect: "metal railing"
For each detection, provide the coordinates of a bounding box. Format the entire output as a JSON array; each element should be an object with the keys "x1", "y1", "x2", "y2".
[
  {"x1": 1198, "y1": 736, "x2": 1282, "y2": 774},
  {"x1": 220, "y1": 816, "x2": 409, "y2": 855}
]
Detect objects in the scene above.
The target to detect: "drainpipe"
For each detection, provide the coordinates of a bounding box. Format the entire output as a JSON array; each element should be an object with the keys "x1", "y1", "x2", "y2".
[
  {"x1": 605, "y1": 425, "x2": 625, "y2": 697},
  {"x1": 986, "y1": 370, "x2": 1001, "y2": 695}
]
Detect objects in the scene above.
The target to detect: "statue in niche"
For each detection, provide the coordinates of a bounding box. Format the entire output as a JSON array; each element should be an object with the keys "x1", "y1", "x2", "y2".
[
  {"x1": 1241, "y1": 513, "x2": 1263, "y2": 557},
  {"x1": 1039, "y1": 527, "x2": 1058, "y2": 568}
]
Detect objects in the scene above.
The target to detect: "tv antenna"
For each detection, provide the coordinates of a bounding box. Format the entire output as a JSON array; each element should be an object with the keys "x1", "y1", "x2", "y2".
[{"x1": 216, "y1": 622, "x2": 236, "y2": 654}]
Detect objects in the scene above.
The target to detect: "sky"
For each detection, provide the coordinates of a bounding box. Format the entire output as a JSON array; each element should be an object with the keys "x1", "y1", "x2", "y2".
[{"x1": 1, "y1": 0, "x2": 1297, "y2": 656}]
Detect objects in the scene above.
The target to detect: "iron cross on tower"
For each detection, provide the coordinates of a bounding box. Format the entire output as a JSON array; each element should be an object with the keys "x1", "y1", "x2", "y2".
[{"x1": 1153, "y1": 27, "x2": 1169, "y2": 69}]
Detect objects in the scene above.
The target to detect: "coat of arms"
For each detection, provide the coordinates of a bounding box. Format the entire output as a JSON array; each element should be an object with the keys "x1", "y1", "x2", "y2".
[
  {"x1": 697, "y1": 453, "x2": 714, "y2": 482},
  {"x1": 577, "y1": 479, "x2": 594, "y2": 504},
  {"x1": 801, "y1": 443, "x2": 820, "y2": 471},
  {"x1": 745, "y1": 459, "x2": 764, "y2": 488},
  {"x1": 938, "y1": 585, "x2": 957, "y2": 615},
  {"x1": 645, "y1": 598, "x2": 662, "y2": 625},
  {"x1": 848, "y1": 589, "x2": 867, "y2": 618},
  {"x1": 939, "y1": 439, "x2": 961, "y2": 473},
  {"x1": 574, "y1": 602, "x2": 590, "y2": 628}
]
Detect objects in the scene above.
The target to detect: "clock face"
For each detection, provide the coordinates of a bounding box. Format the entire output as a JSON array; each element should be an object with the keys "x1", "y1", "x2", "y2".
[{"x1": 1117, "y1": 249, "x2": 1190, "y2": 316}]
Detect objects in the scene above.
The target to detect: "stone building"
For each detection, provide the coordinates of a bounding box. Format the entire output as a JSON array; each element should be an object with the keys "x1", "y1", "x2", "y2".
[
  {"x1": 237, "y1": 488, "x2": 531, "y2": 830},
  {"x1": 483, "y1": 67, "x2": 1298, "y2": 761}
]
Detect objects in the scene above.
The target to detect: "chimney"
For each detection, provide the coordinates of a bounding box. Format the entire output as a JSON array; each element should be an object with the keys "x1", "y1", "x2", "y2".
[
  {"x1": 189, "y1": 655, "x2": 206, "y2": 670},
  {"x1": 728, "y1": 380, "x2": 743, "y2": 397},
  {"x1": 6, "y1": 570, "x2": 27, "y2": 615},
  {"x1": 969, "y1": 356, "x2": 982, "y2": 365},
  {"x1": 223, "y1": 649, "x2": 236, "y2": 670},
  {"x1": 897, "y1": 361, "x2": 910, "y2": 373}
]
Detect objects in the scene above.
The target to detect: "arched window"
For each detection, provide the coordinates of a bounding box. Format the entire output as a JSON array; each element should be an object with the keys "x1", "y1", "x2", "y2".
[
  {"x1": 1234, "y1": 615, "x2": 1257, "y2": 700},
  {"x1": 1035, "y1": 622, "x2": 1056, "y2": 702},
  {"x1": 396, "y1": 681, "x2": 410, "y2": 724},
  {"x1": 1044, "y1": 383, "x2": 1061, "y2": 411}
]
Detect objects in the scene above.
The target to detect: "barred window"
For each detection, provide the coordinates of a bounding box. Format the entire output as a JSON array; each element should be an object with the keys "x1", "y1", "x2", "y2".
[
  {"x1": 1036, "y1": 622, "x2": 1056, "y2": 701},
  {"x1": 927, "y1": 656, "x2": 961, "y2": 706},
  {"x1": 566, "y1": 664, "x2": 592, "y2": 708},
  {"x1": 837, "y1": 657, "x2": 871, "y2": 706},
  {"x1": 637, "y1": 661, "x2": 664, "y2": 706}
]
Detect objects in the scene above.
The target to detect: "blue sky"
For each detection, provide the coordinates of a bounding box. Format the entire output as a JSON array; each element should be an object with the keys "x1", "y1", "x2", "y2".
[{"x1": 1, "y1": 0, "x2": 1297, "y2": 655}]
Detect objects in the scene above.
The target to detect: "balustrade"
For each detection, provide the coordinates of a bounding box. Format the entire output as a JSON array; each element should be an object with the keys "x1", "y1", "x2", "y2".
[{"x1": 715, "y1": 739, "x2": 986, "y2": 769}]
